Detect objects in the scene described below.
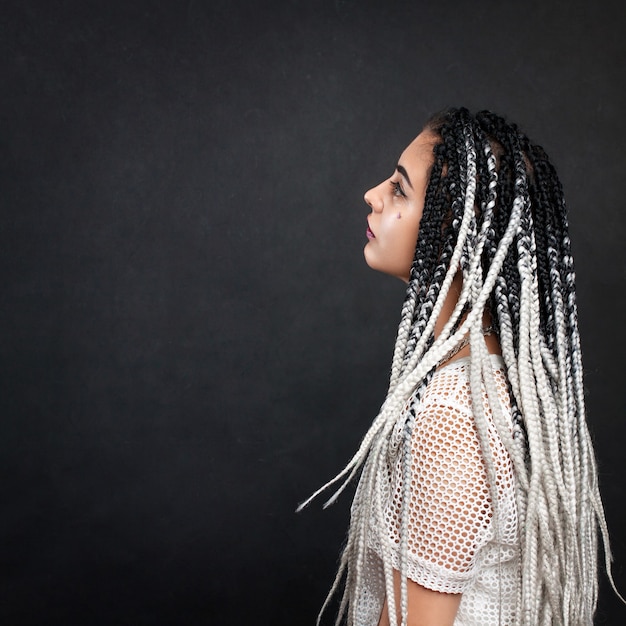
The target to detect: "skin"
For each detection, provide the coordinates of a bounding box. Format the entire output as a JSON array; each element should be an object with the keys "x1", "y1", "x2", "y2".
[
  {"x1": 377, "y1": 570, "x2": 461, "y2": 626},
  {"x1": 363, "y1": 130, "x2": 500, "y2": 626},
  {"x1": 363, "y1": 130, "x2": 437, "y2": 283}
]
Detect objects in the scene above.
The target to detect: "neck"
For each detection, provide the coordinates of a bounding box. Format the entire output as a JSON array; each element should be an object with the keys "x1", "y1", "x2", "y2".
[
  {"x1": 434, "y1": 272, "x2": 501, "y2": 363},
  {"x1": 434, "y1": 272, "x2": 464, "y2": 338}
]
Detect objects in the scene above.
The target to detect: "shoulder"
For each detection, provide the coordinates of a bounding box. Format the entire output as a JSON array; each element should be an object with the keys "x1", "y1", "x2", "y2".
[
  {"x1": 419, "y1": 354, "x2": 509, "y2": 411},
  {"x1": 409, "y1": 355, "x2": 512, "y2": 459},
  {"x1": 416, "y1": 356, "x2": 477, "y2": 420}
]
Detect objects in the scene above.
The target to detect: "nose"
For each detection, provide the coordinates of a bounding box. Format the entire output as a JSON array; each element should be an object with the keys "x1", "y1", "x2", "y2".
[{"x1": 364, "y1": 183, "x2": 383, "y2": 213}]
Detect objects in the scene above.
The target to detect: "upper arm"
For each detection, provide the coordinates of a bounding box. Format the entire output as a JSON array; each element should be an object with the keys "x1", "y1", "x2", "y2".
[
  {"x1": 378, "y1": 398, "x2": 489, "y2": 626},
  {"x1": 378, "y1": 571, "x2": 462, "y2": 626},
  {"x1": 384, "y1": 395, "x2": 499, "y2": 586},
  {"x1": 378, "y1": 375, "x2": 513, "y2": 623}
]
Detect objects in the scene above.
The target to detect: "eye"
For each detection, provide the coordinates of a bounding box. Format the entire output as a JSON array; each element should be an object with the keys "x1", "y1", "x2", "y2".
[{"x1": 390, "y1": 180, "x2": 406, "y2": 198}]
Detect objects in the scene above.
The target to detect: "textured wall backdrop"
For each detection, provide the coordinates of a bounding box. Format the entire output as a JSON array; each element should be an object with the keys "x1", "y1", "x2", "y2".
[{"x1": 2, "y1": 0, "x2": 625, "y2": 623}]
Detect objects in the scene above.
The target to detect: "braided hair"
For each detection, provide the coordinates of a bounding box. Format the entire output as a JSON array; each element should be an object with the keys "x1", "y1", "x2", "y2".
[{"x1": 299, "y1": 108, "x2": 619, "y2": 625}]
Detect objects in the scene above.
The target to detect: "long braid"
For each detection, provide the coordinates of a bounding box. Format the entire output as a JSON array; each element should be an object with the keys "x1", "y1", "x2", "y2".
[{"x1": 299, "y1": 108, "x2": 621, "y2": 625}]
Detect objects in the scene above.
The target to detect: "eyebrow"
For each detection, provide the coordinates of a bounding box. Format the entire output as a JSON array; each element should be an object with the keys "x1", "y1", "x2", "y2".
[{"x1": 396, "y1": 164, "x2": 413, "y2": 189}]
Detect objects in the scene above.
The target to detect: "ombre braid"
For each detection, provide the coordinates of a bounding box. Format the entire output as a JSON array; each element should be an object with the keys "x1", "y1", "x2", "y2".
[{"x1": 299, "y1": 108, "x2": 620, "y2": 625}]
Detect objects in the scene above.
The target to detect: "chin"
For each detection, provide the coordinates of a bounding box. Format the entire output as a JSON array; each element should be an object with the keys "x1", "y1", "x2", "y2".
[
  {"x1": 363, "y1": 246, "x2": 411, "y2": 282},
  {"x1": 363, "y1": 245, "x2": 380, "y2": 272}
]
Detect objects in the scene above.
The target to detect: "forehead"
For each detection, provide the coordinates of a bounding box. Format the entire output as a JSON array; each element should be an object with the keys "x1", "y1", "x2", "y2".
[{"x1": 399, "y1": 130, "x2": 438, "y2": 168}]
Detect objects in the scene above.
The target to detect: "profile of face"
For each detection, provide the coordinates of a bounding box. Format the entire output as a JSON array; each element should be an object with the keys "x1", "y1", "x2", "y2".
[{"x1": 363, "y1": 130, "x2": 438, "y2": 282}]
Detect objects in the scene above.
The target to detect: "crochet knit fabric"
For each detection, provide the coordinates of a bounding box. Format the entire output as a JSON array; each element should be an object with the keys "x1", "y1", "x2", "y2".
[{"x1": 356, "y1": 355, "x2": 520, "y2": 625}]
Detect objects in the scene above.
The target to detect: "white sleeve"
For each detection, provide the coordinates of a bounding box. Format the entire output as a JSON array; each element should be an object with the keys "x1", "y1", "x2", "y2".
[{"x1": 380, "y1": 371, "x2": 512, "y2": 594}]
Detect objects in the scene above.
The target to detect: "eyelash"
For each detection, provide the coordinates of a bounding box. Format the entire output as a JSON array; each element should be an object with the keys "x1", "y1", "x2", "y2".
[{"x1": 390, "y1": 180, "x2": 406, "y2": 198}]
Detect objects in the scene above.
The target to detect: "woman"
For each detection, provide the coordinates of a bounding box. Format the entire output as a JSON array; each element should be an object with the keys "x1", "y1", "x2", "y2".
[{"x1": 299, "y1": 108, "x2": 620, "y2": 625}]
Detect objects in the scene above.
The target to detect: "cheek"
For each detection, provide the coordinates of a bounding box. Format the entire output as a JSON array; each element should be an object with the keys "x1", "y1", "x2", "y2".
[
  {"x1": 397, "y1": 221, "x2": 421, "y2": 268},
  {"x1": 378, "y1": 213, "x2": 421, "y2": 272},
  {"x1": 383, "y1": 212, "x2": 420, "y2": 255},
  {"x1": 402, "y1": 215, "x2": 421, "y2": 250},
  {"x1": 364, "y1": 198, "x2": 425, "y2": 279}
]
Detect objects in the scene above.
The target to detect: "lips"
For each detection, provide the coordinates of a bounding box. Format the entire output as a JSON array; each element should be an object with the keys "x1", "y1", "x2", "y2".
[{"x1": 366, "y1": 224, "x2": 376, "y2": 239}]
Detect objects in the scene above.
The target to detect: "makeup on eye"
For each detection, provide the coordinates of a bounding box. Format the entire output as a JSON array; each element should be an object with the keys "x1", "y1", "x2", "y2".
[{"x1": 390, "y1": 179, "x2": 407, "y2": 198}]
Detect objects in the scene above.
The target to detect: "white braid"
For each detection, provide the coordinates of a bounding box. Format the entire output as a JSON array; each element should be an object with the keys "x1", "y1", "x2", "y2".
[{"x1": 299, "y1": 110, "x2": 623, "y2": 625}]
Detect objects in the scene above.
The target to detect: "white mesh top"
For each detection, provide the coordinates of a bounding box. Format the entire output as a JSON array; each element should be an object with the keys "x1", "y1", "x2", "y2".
[{"x1": 357, "y1": 355, "x2": 520, "y2": 625}]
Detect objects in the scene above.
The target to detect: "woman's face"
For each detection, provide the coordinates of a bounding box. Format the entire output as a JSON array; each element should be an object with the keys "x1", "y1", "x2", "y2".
[{"x1": 363, "y1": 130, "x2": 437, "y2": 282}]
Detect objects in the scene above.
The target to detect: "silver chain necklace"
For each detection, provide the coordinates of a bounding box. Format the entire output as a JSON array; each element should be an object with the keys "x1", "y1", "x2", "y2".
[{"x1": 437, "y1": 325, "x2": 496, "y2": 367}]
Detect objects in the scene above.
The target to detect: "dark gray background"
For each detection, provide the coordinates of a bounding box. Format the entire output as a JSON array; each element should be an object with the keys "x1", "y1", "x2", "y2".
[{"x1": 2, "y1": 0, "x2": 625, "y2": 623}]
